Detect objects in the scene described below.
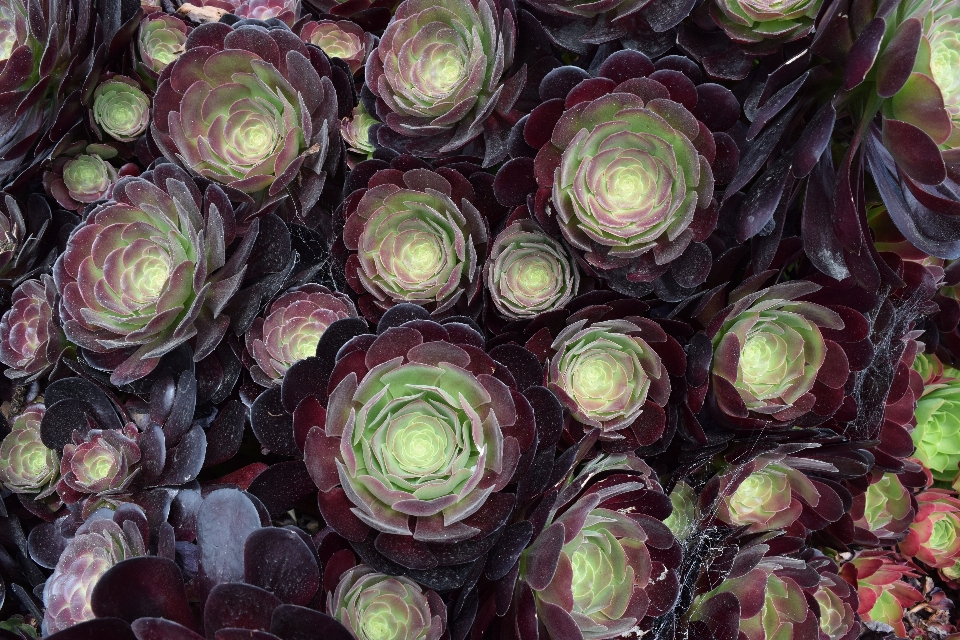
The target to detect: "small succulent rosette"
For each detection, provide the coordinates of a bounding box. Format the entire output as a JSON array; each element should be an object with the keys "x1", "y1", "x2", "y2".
[
  {"x1": 42, "y1": 141, "x2": 139, "y2": 212},
  {"x1": 90, "y1": 76, "x2": 152, "y2": 144},
  {"x1": 912, "y1": 362, "x2": 960, "y2": 481},
  {"x1": 189, "y1": 0, "x2": 300, "y2": 25},
  {"x1": 328, "y1": 565, "x2": 447, "y2": 640},
  {"x1": 0, "y1": 275, "x2": 67, "y2": 382},
  {"x1": 518, "y1": 467, "x2": 681, "y2": 640},
  {"x1": 299, "y1": 19, "x2": 374, "y2": 75},
  {"x1": 135, "y1": 12, "x2": 191, "y2": 86},
  {"x1": 243, "y1": 284, "x2": 358, "y2": 386},
  {"x1": 841, "y1": 551, "x2": 923, "y2": 638},
  {"x1": 710, "y1": 0, "x2": 824, "y2": 46},
  {"x1": 900, "y1": 488, "x2": 960, "y2": 573},
  {"x1": 485, "y1": 220, "x2": 579, "y2": 320},
  {"x1": 0, "y1": 403, "x2": 58, "y2": 499}
]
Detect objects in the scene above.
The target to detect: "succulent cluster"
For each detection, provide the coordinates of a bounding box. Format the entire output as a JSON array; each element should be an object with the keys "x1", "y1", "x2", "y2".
[{"x1": 2, "y1": 0, "x2": 960, "y2": 639}]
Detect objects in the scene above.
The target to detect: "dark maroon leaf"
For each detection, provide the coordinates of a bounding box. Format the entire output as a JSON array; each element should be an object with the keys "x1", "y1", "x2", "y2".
[
  {"x1": 251, "y1": 388, "x2": 299, "y2": 457},
  {"x1": 131, "y1": 619, "x2": 205, "y2": 640},
  {"x1": 91, "y1": 557, "x2": 196, "y2": 631},
  {"x1": 270, "y1": 605, "x2": 355, "y2": 640},
  {"x1": 876, "y1": 17, "x2": 922, "y2": 97},
  {"x1": 842, "y1": 18, "x2": 886, "y2": 90},
  {"x1": 196, "y1": 489, "x2": 263, "y2": 603},
  {"x1": 882, "y1": 118, "x2": 947, "y2": 185},
  {"x1": 45, "y1": 619, "x2": 136, "y2": 640},
  {"x1": 247, "y1": 461, "x2": 317, "y2": 519},
  {"x1": 204, "y1": 583, "x2": 282, "y2": 637},
  {"x1": 244, "y1": 528, "x2": 320, "y2": 606}
]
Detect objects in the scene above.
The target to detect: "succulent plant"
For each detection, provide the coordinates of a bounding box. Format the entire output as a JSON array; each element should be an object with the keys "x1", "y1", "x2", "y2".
[
  {"x1": 42, "y1": 142, "x2": 139, "y2": 212},
  {"x1": 328, "y1": 565, "x2": 446, "y2": 640},
  {"x1": 852, "y1": 471, "x2": 918, "y2": 545},
  {"x1": 710, "y1": 0, "x2": 824, "y2": 45},
  {"x1": 485, "y1": 220, "x2": 579, "y2": 319},
  {"x1": 663, "y1": 480, "x2": 698, "y2": 540},
  {"x1": 53, "y1": 163, "x2": 247, "y2": 385},
  {"x1": 0, "y1": 275, "x2": 65, "y2": 381},
  {"x1": 687, "y1": 544, "x2": 822, "y2": 640},
  {"x1": 913, "y1": 367, "x2": 960, "y2": 481},
  {"x1": 843, "y1": 551, "x2": 923, "y2": 638},
  {"x1": 304, "y1": 315, "x2": 523, "y2": 543},
  {"x1": 193, "y1": 0, "x2": 301, "y2": 25},
  {"x1": 518, "y1": 465, "x2": 680, "y2": 640},
  {"x1": 900, "y1": 488, "x2": 960, "y2": 571},
  {"x1": 151, "y1": 20, "x2": 347, "y2": 214},
  {"x1": 136, "y1": 13, "x2": 190, "y2": 82},
  {"x1": 706, "y1": 281, "x2": 864, "y2": 430},
  {"x1": 299, "y1": 19, "x2": 373, "y2": 75},
  {"x1": 244, "y1": 284, "x2": 358, "y2": 386},
  {"x1": 342, "y1": 103, "x2": 377, "y2": 164},
  {"x1": 91, "y1": 77, "x2": 151, "y2": 144},
  {"x1": 810, "y1": 553, "x2": 861, "y2": 640},
  {"x1": 702, "y1": 446, "x2": 847, "y2": 536},
  {"x1": 365, "y1": 0, "x2": 523, "y2": 160},
  {"x1": 513, "y1": 51, "x2": 737, "y2": 298},
  {"x1": 548, "y1": 318, "x2": 668, "y2": 438},
  {"x1": 0, "y1": 0, "x2": 95, "y2": 181},
  {"x1": 56, "y1": 423, "x2": 142, "y2": 505},
  {"x1": 41, "y1": 511, "x2": 146, "y2": 634},
  {"x1": 0, "y1": 403, "x2": 57, "y2": 496},
  {"x1": 341, "y1": 164, "x2": 488, "y2": 320}
]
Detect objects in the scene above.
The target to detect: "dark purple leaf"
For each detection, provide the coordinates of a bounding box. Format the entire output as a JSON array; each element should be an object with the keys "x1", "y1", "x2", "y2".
[
  {"x1": 843, "y1": 18, "x2": 885, "y2": 90},
  {"x1": 244, "y1": 528, "x2": 320, "y2": 606},
  {"x1": 270, "y1": 605, "x2": 355, "y2": 640},
  {"x1": 875, "y1": 17, "x2": 922, "y2": 97},
  {"x1": 204, "y1": 583, "x2": 282, "y2": 637},
  {"x1": 196, "y1": 489, "x2": 263, "y2": 604},
  {"x1": 91, "y1": 557, "x2": 196, "y2": 631}
]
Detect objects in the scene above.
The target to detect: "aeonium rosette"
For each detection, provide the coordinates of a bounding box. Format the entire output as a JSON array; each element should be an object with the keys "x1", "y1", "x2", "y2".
[
  {"x1": 701, "y1": 445, "x2": 847, "y2": 536},
  {"x1": 547, "y1": 318, "x2": 669, "y2": 445},
  {"x1": 248, "y1": 303, "x2": 562, "y2": 584},
  {"x1": 517, "y1": 460, "x2": 681, "y2": 639},
  {"x1": 151, "y1": 20, "x2": 350, "y2": 214},
  {"x1": 683, "y1": 535, "x2": 824, "y2": 640},
  {"x1": 91, "y1": 76, "x2": 151, "y2": 144},
  {"x1": 710, "y1": 0, "x2": 824, "y2": 46},
  {"x1": 0, "y1": 403, "x2": 58, "y2": 498},
  {"x1": 328, "y1": 565, "x2": 447, "y2": 640},
  {"x1": 900, "y1": 488, "x2": 960, "y2": 572},
  {"x1": 841, "y1": 551, "x2": 923, "y2": 638},
  {"x1": 135, "y1": 12, "x2": 190, "y2": 85},
  {"x1": 706, "y1": 280, "x2": 868, "y2": 430},
  {"x1": 53, "y1": 163, "x2": 248, "y2": 386},
  {"x1": 912, "y1": 363, "x2": 960, "y2": 481},
  {"x1": 299, "y1": 19, "x2": 373, "y2": 75},
  {"x1": 508, "y1": 51, "x2": 740, "y2": 299},
  {"x1": 42, "y1": 142, "x2": 139, "y2": 212},
  {"x1": 56, "y1": 424, "x2": 142, "y2": 506},
  {"x1": 485, "y1": 220, "x2": 579, "y2": 320},
  {"x1": 244, "y1": 284, "x2": 358, "y2": 386},
  {"x1": 188, "y1": 0, "x2": 300, "y2": 25},
  {"x1": 41, "y1": 508, "x2": 147, "y2": 635},
  {"x1": 851, "y1": 471, "x2": 919, "y2": 546},
  {"x1": 365, "y1": 0, "x2": 524, "y2": 160},
  {"x1": 338, "y1": 161, "x2": 488, "y2": 321},
  {"x1": 0, "y1": 275, "x2": 66, "y2": 382}
]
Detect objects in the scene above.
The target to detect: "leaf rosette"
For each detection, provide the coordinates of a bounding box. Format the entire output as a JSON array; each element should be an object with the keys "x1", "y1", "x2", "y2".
[
  {"x1": 0, "y1": 403, "x2": 57, "y2": 497},
  {"x1": 548, "y1": 318, "x2": 669, "y2": 439},
  {"x1": 56, "y1": 424, "x2": 142, "y2": 505},
  {"x1": 152, "y1": 20, "x2": 347, "y2": 213},
  {"x1": 364, "y1": 0, "x2": 523, "y2": 159},
  {"x1": 900, "y1": 488, "x2": 960, "y2": 571},
  {"x1": 244, "y1": 284, "x2": 358, "y2": 386},
  {"x1": 91, "y1": 77, "x2": 151, "y2": 144},
  {"x1": 842, "y1": 551, "x2": 923, "y2": 638},
  {"x1": 136, "y1": 13, "x2": 190, "y2": 82},
  {"x1": 710, "y1": 0, "x2": 824, "y2": 45},
  {"x1": 485, "y1": 220, "x2": 579, "y2": 319},
  {"x1": 342, "y1": 166, "x2": 488, "y2": 321},
  {"x1": 328, "y1": 565, "x2": 447, "y2": 640},
  {"x1": 53, "y1": 164, "x2": 247, "y2": 385},
  {"x1": 0, "y1": 275, "x2": 65, "y2": 381},
  {"x1": 913, "y1": 369, "x2": 960, "y2": 481},
  {"x1": 191, "y1": 0, "x2": 300, "y2": 25},
  {"x1": 300, "y1": 19, "x2": 373, "y2": 75}
]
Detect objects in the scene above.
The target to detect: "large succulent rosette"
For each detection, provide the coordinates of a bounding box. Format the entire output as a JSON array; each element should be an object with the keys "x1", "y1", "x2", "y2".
[
  {"x1": 485, "y1": 220, "x2": 579, "y2": 319},
  {"x1": 0, "y1": 275, "x2": 65, "y2": 382},
  {"x1": 900, "y1": 488, "x2": 960, "y2": 571},
  {"x1": 841, "y1": 551, "x2": 923, "y2": 637},
  {"x1": 364, "y1": 0, "x2": 524, "y2": 161},
  {"x1": 685, "y1": 539, "x2": 823, "y2": 640},
  {"x1": 152, "y1": 20, "x2": 348, "y2": 214},
  {"x1": 244, "y1": 283, "x2": 358, "y2": 386},
  {"x1": 706, "y1": 280, "x2": 865, "y2": 430},
  {"x1": 41, "y1": 510, "x2": 146, "y2": 634},
  {"x1": 245, "y1": 303, "x2": 560, "y2": 584},
  {"x1": 53, "y1": 163, "x2": 247, "y2": 385},
  {"x1": 513, "y1": 51, "x2": 739, "y2": 299},
  {"x1": 702, "y1": 446, "x2": 846, "y2": 536},
  {"x1": 0, "y1": 403, "x2": 58, "y2": 497},
  {"x1": 0, "y1": 0, "x2": 94, "y2": 181},
  {"x1": 339, "y1": 163, "x2": 488, "y2": 321},
  {"x1": 328, "y1": 565, "x2": 447, "y2": 640},
  {"x1": 547, "y1": 318, "x2": 669, "y2": 443},
  {"x1": 709, "y1": 0, "x2": 824, "y2": 46},
  {"x1": 517, "y1": 470, "x2": 681, "y2": 639},
  {"x1": 912, "y1": 364, "x2": 960, "y2": 481}
]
